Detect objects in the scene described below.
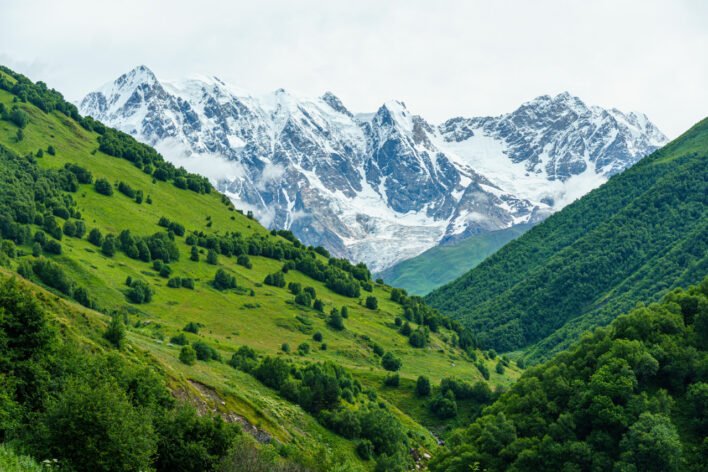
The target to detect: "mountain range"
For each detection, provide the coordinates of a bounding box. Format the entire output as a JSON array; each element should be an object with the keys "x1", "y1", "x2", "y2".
[{"x1": 79, "y1": 66, "x2": 667, "y2": 272}]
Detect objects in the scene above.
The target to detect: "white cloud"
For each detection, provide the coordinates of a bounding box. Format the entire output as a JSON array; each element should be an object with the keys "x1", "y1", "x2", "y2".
[{"x1": 0, "y1": 0, "x2": 706, "y2": 138}]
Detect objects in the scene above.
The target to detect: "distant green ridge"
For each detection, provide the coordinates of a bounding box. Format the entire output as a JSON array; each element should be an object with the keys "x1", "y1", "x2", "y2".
[
  {"x1": 426, "y1": 117, "x2": 708, "y2": 363},
  {"x1": 378, "y1": 224, "x2": 532, "y2": 295}
]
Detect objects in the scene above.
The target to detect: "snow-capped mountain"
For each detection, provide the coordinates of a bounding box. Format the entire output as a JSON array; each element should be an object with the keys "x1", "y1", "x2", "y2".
[{"x1": 80, "y1": 66, "x2": 667, "y2": 271}]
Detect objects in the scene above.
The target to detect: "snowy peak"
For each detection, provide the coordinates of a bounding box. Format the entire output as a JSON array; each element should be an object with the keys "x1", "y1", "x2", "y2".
[{"x1": 80, "y1": 69, "x2": 668, "y2": 272}]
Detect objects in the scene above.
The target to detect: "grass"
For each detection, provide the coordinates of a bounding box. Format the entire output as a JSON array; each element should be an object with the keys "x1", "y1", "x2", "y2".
[{"x1": 0, "y1": 84, "x2": 522, "y2": 466}]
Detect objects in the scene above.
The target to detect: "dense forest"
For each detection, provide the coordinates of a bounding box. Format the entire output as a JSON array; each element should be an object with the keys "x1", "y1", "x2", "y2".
[
  {"x1": 429, "y1": 275, "x2": 708, "y2": 471},
  {"x1": 426, "y1": 118, "x2": 708, "y2": 362}
]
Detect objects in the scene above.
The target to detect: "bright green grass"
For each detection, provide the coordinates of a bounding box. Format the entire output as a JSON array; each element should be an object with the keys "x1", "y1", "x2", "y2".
[
  {"x1": 378, "y1": 224, "x2": 532, "y2": 295},
  {"x1": 0, "y1": 445, "x2": 45, "y2": 472},
  {"x1": 0, "y1": 87, "x2": 521, "y2": 463}
]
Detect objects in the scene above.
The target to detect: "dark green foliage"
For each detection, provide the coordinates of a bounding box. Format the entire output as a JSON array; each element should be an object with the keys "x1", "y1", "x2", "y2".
[
  {"x1": 64, "y1": 163, "x2": 92, "y2": 184},
  {"x1": 328, "y1": 310, "x2": 344, "y2": 331},
  {"x1": 304, "y1": 286, "x2": 316, "y2": 299},
  {"x1": 31, "y1": 258, "x2": 71, "y2": 294},
  {"x1": 181, "y1": 277, "x2": 194, "y2": 289},
  {"x1": 409, "y1": 329, "x2": 427, "y2": 348},
  {"x1": 313, "y1": 299, "x2": 324, "y2": 312},
  {"x1": 415, "y1": 376, "x2": 431, "y2": 396},
  {"x1": 281, "y1": 343, "x2": 290, "y2": 353},
  {"x1": 169, "y1": 333, "x2": 188, "y2": 346},
  {"x1": 476, "y1": 362, "x2": 490, "y2": 380},
  {"x1": 87, "y1": 228, "x2": 103, "y2": 246},
  {"x1": 43, "y1": 239, "x2": 61, "y2": 255},
  {"x1": 495, "y1": 361, "x2": 504, "y2": 374},
  {"x1": 159, "y1": 265, "x2": 172, "y2": 278},
  {"x1": 288, "y1": 281, "x2": 301, "y2": 294},
  {"x1": 365, "y1": 296, "x2": 378, "y2": 310},
  {"x1": 399, "y1": 322, "x2": 412, "y2": 336},
  {"x1": 192, "y1": 341, "x2": 221, "y2": 362},
  {"x1": 8, "y1": 108, "x2": 29, "y2": 128},
  {"x1": 46, "y1": 145, "x2": 55, "y2": 156},
  {"x1": 153, "y1": 406, "x2": 238, "y2": 472},
  {"x1": 190, "y1": 245, "x2": 199, "y2": 262},
  {"x1": 427, "y1": 120, "x2": 708, "y2": 361},
  {"x1": 430, "y1": 277, "x2": 708, "y2": 472},
  {"x1": 183, "y1": 322, "x2": 199, "y2": 334},
  {"x1": 167, "y1": 277, "x2": 181, "y2": 288},
  {"x1": 101, "y1": 234, "x2": 116, "y2": 256},
  {"x1": 206, "y1": 248, "x2": 218, "y2": 265},
  {"x1": 104, "y1": 313, "x2": 126, "y2": 349},
  {"x1": 381, "y1": 352, "x2": 401, "y2": 372},
  {"x1": 341, "y1": 306, "x2": 349, "y2": 318},
  {"x1": 356, "y1": 440, "x2": 373, "y2": 460},
  {"x1": 294, "y1": 291, "x2": 311, "y2": 307},
  {"x1": 118, "y1": 181, "x2": 136, "y2": 198},
  {"x1": 126, "y1": 279, "x2": 153, "y2": 304},
  {"x1": 237, "y1": 254, "x2": 251, "y2": 269},
  {"x1": 94, "y1": 178, "x2": 113, "y2": 196},
  {"x1": 298, "y1": 343, "x2": 310, "y2": 355},
  {"x1": 313, "y1": 332, "x2": 323, "y2": 342},
  {"x1": 429, "y1": 391, "x2": 457, "y2": 419},
  {"x1": 383, "y1": 374, "x2": 399, "y2": 387},
  {"x1": 264, "y1": 271, "x2": 285, "y2": 288},
  {"x1": 62, "y1": 220, "x2": 76, "y2": 237},
  {"x1": 372, "y1": 344, "x2": 384, "y2": 356},
  {"x1": 213, "y1": 269, "x2": 236, "y2": 290},
  {"x1": 179, "y1": 346, "x2": 196, "y2": 365}
]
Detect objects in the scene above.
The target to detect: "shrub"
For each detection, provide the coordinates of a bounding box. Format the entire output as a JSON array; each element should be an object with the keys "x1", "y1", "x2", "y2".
[
  {"x1": 190, "y1": 246, "x2": 199, "y2": 262},
  {"x1": 409, "y1": 329, "x2": 427, "y2": 348},
  {"x1": 192, "y1": 341, "x2": 221, "y2": 362},
  {"x1": 281, "y1": 343, "x2": 290, "y2": 353},
  {"x1": 101, "y1": 235, "x2": 116, "y2": 257},
  {"x1": 384, "y1": 374, "x2": 400, "y2": 387},
  {"x1": 118, "y1": 181, "x2": 136, "y2": 198},
  {"x1": 9, "y1": 108, "x2": 29, "y2": 128},
  {"x1": 181, "y1": 278, "x2": 194, "y2": 289},
  {"x1": 62, "y1": 220, "x2": 76, "y2": 237},
  {"x1": 44, "y1": 239, "x2": 62, "y2": 255},
  {"x1": 183, "y1": 322, "x2": 199, "y2": 334},
  {"x1": 365, "y1": 296, "x2": 378, "y2": 310},
  {"x1": 372, "y1": 344, "x2": 384, "y2": 356},
  {"x1": 328, "y1": 310, "x2": 344, "y2": 330},
  {"x1": 159, "y1": 265, "x2": 172, "y2": 278},
  {"x1": 87, "y1": 228, "x2": 103, "y2": 246},
  {"x1": 167, "y1": 277, "x2": 181, "y2": 288},
  {"x1": 206, "y1": 249, "x2": 218, "y2": 265},
  {"x1": 304, "y1": 286, "x2": 316, "y2": 299},
  {"x1": 381, "y1": 352, "x2": 402, "y2": 371},
  {"x1": 127, "y1": 279, "x2": 153, "y2": 304},
  {"x1": 179, "y1": 346, "x2": 197, "y2": 365},
  {"x1": 495, "y1": 361, "x2": 505, "y2": 375},
  {"x1": 170, "y1": 333, "x2": 189, "y2": 345},
  {"x1": 341, "y1": 306, "x2": 349, "y2": 318},
  {"x1": 313, "y1": 299, "x2": 324, "y2": 312},
  {"x1": 294, "y1": 291, "x2": 311, "y2": 307},
  {"x1": 288, "y1": 282, "x2": 301, "y2": 294},
  {"x1": 263, "y1": 271, "x2": 286, "y2": 288},
  {"x1": 416, "y1": 376, "x2": 431, "y2": 396},
  {"x1": 357, "y1": 440, "x2": 374, "y2": 460},
  {"x1": 237, "y1": 254, "x2": 252, "y2": 269},
  {"x1": 213, "y1": 269, "x2": 236, "y2": 290},
  {"x1": 298, "y1": 342, "x2": 310, "y2": 355},
  {"x1": 104, "y1": 313, "x2": 126, "y2": 349},
  {"x1": 94, "y1": 178, "x2": 113, "y2": 196}
]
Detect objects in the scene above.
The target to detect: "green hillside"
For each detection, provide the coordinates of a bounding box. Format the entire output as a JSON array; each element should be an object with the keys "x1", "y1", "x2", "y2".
[
  {"x1": 426, "y1": 119, "x2": 708, "y2": 362},
  {"x1": 430, "y1": 275, "x2": 708, "y2": 472},
  {"x1": 0, "y1": 67, "x2": 521, "y2": 471},
  {"x1": 378, "y1": 225, "x2": 531, "y2": 295}
]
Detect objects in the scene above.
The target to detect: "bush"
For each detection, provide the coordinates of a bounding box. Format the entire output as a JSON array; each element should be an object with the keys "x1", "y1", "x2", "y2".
[
  {"x1": 298, "y1": 342, "x2": 310, "y2": 355},
  {"x1": 495, "y1": 361, "x2": 505, "y2": 375},
  {"x1": 213, "y1": 269, "x2": 237, "y2": 290},
  {"x1": 341, "y1": 306, "x2": 349, "y2": 318},
  {"x1": 102, "y1": 236, "x2": 116, "y2": 257},
  {"x1": 288, "y1": 282, "x2": 301, "y2": 295},
  {"x1": 181, "y1": 278, "x2": 194, "y2": 289},
  {"x1": 179, "y1": 346, "x2": 197, "y2": 365},
  {"x1": 328, "y1": 310, "x2": 345, "y2": 330},
  {"x1": 372, "y1": 344, "x2": 384, "y2": 356},
  {"x1": 43, "y1": 239, "x2": 62, "y2": 255},
  {"x1": 62, "y1": 220, "x2": 76, "y2": 237},
  {"x1": 190, "y1": 246, "x2": 199, "y2": 262},
  {"x1": 8, "y1": 108, "x2": 29, "y2": 128},
  {"x1": 416, "y1": 376, "x2": 431, "y2": 396},
  {"x1": 183, "y1": 322, "x2": 199, "y2": 334},
  {"x1": 313, "y1": 332, "x2": 323, "y2": 342},
  {"x1": 167, "y1": 277, "x2": 181, "y2": 288},
  {"x1": 206, "y1": 249, "x2": 218, "y2": 265},
  {"x1": 384, "y1": 374, "x2": 400, "y2": 387},
  {"x1": 281, "y1": 343, "x2": 290, "y2": 353},
  {"x1": 159, "y1": 265, "x2": 172, "y2": 278},
  {"x1": 94, "y1": 178, "x2": 113, "y2": 196},
  {"x1": 264, "y1": 271, "x2": 286, "y2": 288},
  {"x1": 127, "y1": 279, "x2": 153, "y2": 304},
  {"x1": 430, "y1": 391, "x2": 457, "y2": 419},
  {"x1": 170, "y1": 333, "x2": 188, "y2": 345},
  {"x1": 118, "y1": 181, "x2": 136, "y2": 198},
  {"x1": 104, "y1": 313, "x2": 126, "y2": 349},
  {"x1": 313, "y1": 299, "x2": 324, "y2": 312},
  {"x1": 237, "y1": 254, "x2": 252, "y2": 269},
  {"x1": 294, "y1": 291, "x2": 311, "y2": 307},
  {"x1": 357, "y1": 440, "x2": 374, "y2": 460},
  {"x1": 88, "y1": 228, "x2": 103, "y2": 246},
  {"x1": 409, "y1": 329, "x2": 427, "y2": 348},
  {"x1": 192, "y1": 341, "x2": 221, "y2": 362},
  {"x1": 381, "y1": 352, "x2": 402, "y2": 371},
  {"x1": 304, "y1": 286, "x2": 316, "y2": 299},
  {"x1": 365, "y1": 296, "x2": 378, "y2": 310}
]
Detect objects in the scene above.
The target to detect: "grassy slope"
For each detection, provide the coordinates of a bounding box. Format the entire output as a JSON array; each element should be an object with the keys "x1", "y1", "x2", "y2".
[
  {"x1": 377, "y1": 224, "x2": 532, "y2": 295},
  {"x1": 426, "y1": 118, "x2": 708, "y2": 362},
  {"x1": 0, "y1": 79, "x2": 520, "y2": 465}
]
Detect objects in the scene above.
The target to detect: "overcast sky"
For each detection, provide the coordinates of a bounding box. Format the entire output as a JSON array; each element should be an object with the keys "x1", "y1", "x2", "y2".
[{"x1": 0, "y1": 0, "x2": 706, "y2": 138}]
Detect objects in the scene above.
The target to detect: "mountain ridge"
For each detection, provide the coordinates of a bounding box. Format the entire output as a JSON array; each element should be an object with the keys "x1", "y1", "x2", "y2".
[{"x1": 80, "y1": 66, "x2": 667, "y2": 271}]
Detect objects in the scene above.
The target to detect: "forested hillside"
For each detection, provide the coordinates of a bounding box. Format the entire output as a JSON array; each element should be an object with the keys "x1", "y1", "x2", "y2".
[
  {"x1": 426, "y1": 119, "x2": 708, "y2": 362},
  {"x1": 0, "y1": 66, "x2": 520, "y2": 472},
  {"x1": 430, "y1": 276, "x2": 708, "y2": 472},
  {"x1": 378, "y1": 225, "x2": 531, "y2": 295}
]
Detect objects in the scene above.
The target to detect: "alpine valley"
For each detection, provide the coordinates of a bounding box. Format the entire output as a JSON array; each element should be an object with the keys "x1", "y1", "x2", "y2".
[{"x1": 79, "y1": 66, "x2": 667, "y2": 273}]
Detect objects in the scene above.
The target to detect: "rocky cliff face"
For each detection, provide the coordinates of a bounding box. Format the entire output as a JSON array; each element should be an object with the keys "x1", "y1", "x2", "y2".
[{"x1": 80, "y1": 66, "x2": 667, "y2": 271}]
